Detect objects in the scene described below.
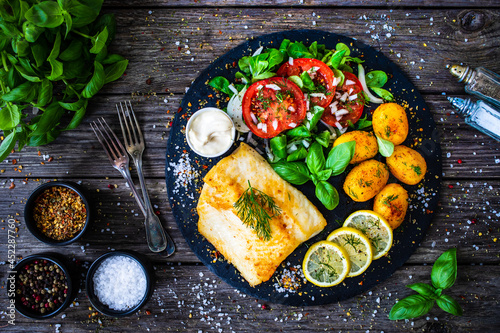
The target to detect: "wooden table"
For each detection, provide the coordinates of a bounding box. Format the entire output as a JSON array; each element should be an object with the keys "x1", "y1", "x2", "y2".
[{"x1": 1, "y1": 1, "x2": 499, "y2": 332}]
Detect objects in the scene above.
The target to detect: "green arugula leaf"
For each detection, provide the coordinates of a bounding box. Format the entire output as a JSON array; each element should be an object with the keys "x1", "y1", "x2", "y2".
[
  {"x1": 389, "y1": 295, "x2": 435, "y2": 320},
  {"x1": 431, "y1": 248, "x2": 458, "y2": 290},
  {"x1": 271, "y1": 161, "x2": 311, "y2": 185}
]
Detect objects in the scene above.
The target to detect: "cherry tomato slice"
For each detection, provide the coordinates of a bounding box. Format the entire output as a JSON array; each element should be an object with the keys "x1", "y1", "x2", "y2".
[
  {"x1": 242, "y1": 77, "x2": 307, "y2": 139},
  {"x1": 321, "y1": 71, "x2": 365, "y2": 128},
  {"x1": 276, "y1": 58, "x2": 336, "y2": 108}
]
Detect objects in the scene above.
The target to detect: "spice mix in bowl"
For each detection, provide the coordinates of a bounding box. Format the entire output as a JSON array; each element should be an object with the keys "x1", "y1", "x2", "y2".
[
  {"x1": 86, "y1": 251, "x2": 154, "y2": 317},
  {"x1": 24, "y1": 181, "x2": 92, "y2": 245},
  {"x1": 11, "y1": 253, "x2": 77, "y2": 319}
]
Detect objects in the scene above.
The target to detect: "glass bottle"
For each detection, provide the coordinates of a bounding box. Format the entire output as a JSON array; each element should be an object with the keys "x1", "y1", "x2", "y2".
[
  {"x1": 449, "y1": 65, "x2": 500, "y2": 108},
  {"x1": 447, "y1": 97, "x2": 500, "y2": 142}
]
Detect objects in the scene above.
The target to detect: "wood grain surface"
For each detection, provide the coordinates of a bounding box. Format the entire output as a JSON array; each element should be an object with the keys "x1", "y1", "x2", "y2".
[{"x1": 1, "y1": 3, "x2": 499, "y2": 333}]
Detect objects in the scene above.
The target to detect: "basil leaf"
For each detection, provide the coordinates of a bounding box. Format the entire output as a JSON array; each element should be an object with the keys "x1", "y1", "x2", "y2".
[
  {"x1": 102, "y1": 53, "x2": 125, "y2": 65},
  {"x1": 270, "y1": 134, "x2": 287, "y2": 159},
  {"x1": 64, "y1": 103, "x2": 88, "y2": 131},
  {"x1": 30, "y1": 101, "x2": 64, "y2": 136},
  {"x1": 436, "y1": 294, "x2": 463, "y2": 316},
  {"x1": 92, "y1": 13, "x2": 116, "y2": 43},
  {"x1": 365, "y1": 70, "x2": 388, "y2": 88},
  {"x1": 82, "y1": 61, "x2": 105, "y2": 99},
  {"x1": 25, "y1": 2, "x2": 64, "y2": 28},
  {"x1": 406, "y1": 283, "x2": 438, "y2": 300},
  {"x1": 267, "y1": 48, "x2": 284, "y2": 69},
  {"x1": 104, "y1": 59, "x2": 128, "y2": 84},
  {"x1": 279, "y1": 39, "x2": 290, "y2": 54},
  {"x1": 253, "y1": 71, "x2": 275, "y2": 81},
  {"x1": 317, "y1": 169, "x2": 332, "y2": 181},
  {"x1": 326, "y1": 141, "x2": 355, "y2": 176},
  {"x1": 208, "y1": 76, "x2": 234, "y2": 97},
  {"x1": 389, "y1": 295, "x2": 435, "y2": 320},
  {"x1": 0, "y1": 21, "x2": 21, "y2": 38},
  {"x1": 306, "y1": 142, "x2": 325, "y2": 175},
  {"x1": 376, "y1": 135, "x2": 394, "y2": 157},
  {"x1": 305, "y1": 105, "x2": 324, "y2": 131},
  {"x1": 62, "y1": 60, "x2": 87, "y2": 80},
  {"x1": 37, "y1": 79, "x2": 53, "y2": 106},
  {"x1": 31, "y1": 43, "x2": 49, "y2": 68},
  {"x1": 287, "y1": 41, "x2": 313, "y2": 59},
  {"x1": 338, "y1": 64, "x2": 353, "y2": 73},
  {"x1": 62, "y1": 11, "x2": 72, "y2": 38},
  {"x1": 14, "y1": 64, "x2": 41, "y2": 82},
  {"x1": 356, "y1": 115, "x2": 372, "y2": 130},
  {"x1": 22, "y1": 21, "x2": 45, "y2": 42},
  {"x1": 370, "y1": 87, "x2": 394, "y2": 101},
  {"x1": 59, "y1": 98, "x2": 86, "y2": 111},
  {"x1": 2, "y1": 81, "x2": 38, "y2": 102},
  {"x1": 431, "y1": 248, "x2": 458, "y2": 290},
  {"x1": 286, "y1": 146, "x2": 307, "y2": 162},
  {"x1": 0, "y1": 104, "x2": 21, "y2": 130},
  {"x1": 47, "y1": 59, "x2": 64, "y2": 81},
  {"x1": 90, "y1": 27, "x2": 108, "y2": 54},
  {"x1": 332, "y1": 68, "x2": 345, "y2": 87},
  {"x1": 271, "y1": 161, "x2": 311, "y2": 185},
  {"x1": 308, "y1": 41, "x2": 318, "y2": 59},
  {"x1": 300, "y1": 71, "x2": 315, "y2": 91},
  {"x1": 60, "y1": 40, "x2": 84, "y2": 61},
  {"x1": 314, "y1": 130, "x2": 330, "y2": 148},
  {"x1": 69, "y1": 2, "x2": 100, "y2": 28},
  {"x1": 286, "y1": 125, "x2": 310, "y2": 138},
  {"x1": 0, "y1": 130, "x2": 18, "y2": 161},
  {"x1": 315, "y1": 180, "x2": 339, "y2": 210},
  {"x1": 238, "y1": 56, "x2": 251, "y2": 74},
  {"x1": 47, "y1": 32, "x2": 62, "y2": 61},
  {"x1": 249, "y1": 53, "x2": 268, "y2": 77},
  {"x1": 28, "y1": 128, "x2": 61, "y2": 146}
]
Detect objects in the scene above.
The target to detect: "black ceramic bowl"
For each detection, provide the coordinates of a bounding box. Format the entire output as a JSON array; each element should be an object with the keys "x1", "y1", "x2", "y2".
[
  {"x1": 10, "y1": 253, "x2": 77, "y2": 319},
  {"x1": 85, "y1": 251, "x2": 154, "y2": 317},
  {"x1": 24, "y1": 181, "x2": 92, "y2": 245}
]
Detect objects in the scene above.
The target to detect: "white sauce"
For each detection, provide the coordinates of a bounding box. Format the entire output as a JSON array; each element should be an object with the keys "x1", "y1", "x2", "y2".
[{"x1": 187, "y1": 108, "x2": 234, "y2": 157}]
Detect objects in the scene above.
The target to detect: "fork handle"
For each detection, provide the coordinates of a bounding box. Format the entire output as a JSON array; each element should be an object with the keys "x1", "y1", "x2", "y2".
[
  {"x1": 134, "y1": 158, "x2": 175, "y2": 255},
  {"x1": 118, "y1": 165, "x2": 147, "y2": 216}
]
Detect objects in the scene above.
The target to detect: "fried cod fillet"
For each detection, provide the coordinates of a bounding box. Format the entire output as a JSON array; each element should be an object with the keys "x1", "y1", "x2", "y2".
[{"x1": 197, "y1": 143, "x2": 326, "y2": 286}]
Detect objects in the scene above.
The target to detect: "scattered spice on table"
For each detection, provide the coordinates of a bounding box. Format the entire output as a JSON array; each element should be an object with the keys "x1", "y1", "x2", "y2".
[
  {"x1": 33, "y1": 186, "x2": 87, "y2": 241},
  {"x1": 16, "y1": 259, "x2": 68, "y2": 314},
  {"x1": 93, "y1": 255, "x2": 147, "y2": 311}
]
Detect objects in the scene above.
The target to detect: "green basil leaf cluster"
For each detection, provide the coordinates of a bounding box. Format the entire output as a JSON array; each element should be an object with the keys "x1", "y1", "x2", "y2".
[
  {"x1": 272, "y1": 140, "x2": 355, "y2": 210},
  {"x1": 389, "y1": 248, "x2": 463, "y2": 320},
  {"x1": 0, "y1": 0, "x2": 128, "y2": 161}
]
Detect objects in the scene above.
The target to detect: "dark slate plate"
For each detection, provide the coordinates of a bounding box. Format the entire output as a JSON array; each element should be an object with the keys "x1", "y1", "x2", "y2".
[{"x1": 165, "y1": 29, "x2": 441, "y2": 306}]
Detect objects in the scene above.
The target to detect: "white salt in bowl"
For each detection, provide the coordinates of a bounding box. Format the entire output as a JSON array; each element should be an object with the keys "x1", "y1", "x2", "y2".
[{"x1": 86, "y1": 251, "x2": 153, "y2": 317}]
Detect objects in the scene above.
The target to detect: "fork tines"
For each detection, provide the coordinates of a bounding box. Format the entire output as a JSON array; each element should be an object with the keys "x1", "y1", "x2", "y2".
[
  {"x1": 90, "y1": 117, "x2": 128, "y2": 165},
  {"x1": 116, "y1": 101, "x2": 144, "y2": 148}
]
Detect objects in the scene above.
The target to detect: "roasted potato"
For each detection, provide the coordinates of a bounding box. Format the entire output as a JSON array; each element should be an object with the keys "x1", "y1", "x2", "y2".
[
  {"x1": 334, "y1": 131, "x2": 378, "y2": 164},
  {"x1": 386, "y1": 145, "x2": 427, "y2": 185},
  {"x1": 372, "y1": 103, "x2": 409, "y2": 145},
  {"x1": 343, "y1": 159, "x2": 389, "y2": 202},
  {"x1": 373, "y1": 183, "x2": 409, "y2": 229}
]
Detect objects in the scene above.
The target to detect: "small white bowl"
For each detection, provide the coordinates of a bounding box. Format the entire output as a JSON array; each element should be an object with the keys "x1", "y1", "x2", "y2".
[{"x1": 185, "y1": 107, "x2": 236, "y2": 158}]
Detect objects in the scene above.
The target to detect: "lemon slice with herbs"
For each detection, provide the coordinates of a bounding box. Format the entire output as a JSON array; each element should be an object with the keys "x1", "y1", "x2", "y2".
[
  {"x1": 302, "y1": 240, "x2": 351, "y2": 287},
  {"x1": 343, "y1": 210, "x2": 393, "y2": 260},
  {"x1": 327, "y1": 227, "x2": 373, "y2": 277}
]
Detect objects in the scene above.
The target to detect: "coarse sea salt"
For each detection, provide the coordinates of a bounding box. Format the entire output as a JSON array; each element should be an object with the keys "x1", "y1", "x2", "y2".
[{"x1": 93, "y1": 255, "x2": 147, "y2": 311}]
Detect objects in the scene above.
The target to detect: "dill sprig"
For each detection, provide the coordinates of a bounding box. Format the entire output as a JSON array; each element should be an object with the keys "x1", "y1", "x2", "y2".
[{"x1": 233, "y1": 181, "x2": 282, "y2": 241}]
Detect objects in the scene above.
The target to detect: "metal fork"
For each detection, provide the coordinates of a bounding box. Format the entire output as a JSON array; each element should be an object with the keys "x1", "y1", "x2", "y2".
[{"x1": 117, "y1": 101, "x2": 175, "y2": 255}]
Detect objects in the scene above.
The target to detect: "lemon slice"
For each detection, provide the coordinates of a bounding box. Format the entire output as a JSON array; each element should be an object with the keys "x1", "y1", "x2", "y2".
[
  {"x1": 343, "y1": 210, "x2": 393, "y2": 260},
  {"x1": 302, "y1": 241, "x2": 351, "y2": 287},
  {"x1": 327, "y1": 227, "x2": 373, "y2": 277}
]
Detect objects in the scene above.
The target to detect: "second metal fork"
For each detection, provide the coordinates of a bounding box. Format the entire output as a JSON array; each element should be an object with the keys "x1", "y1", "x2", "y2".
[{"x1": 117, "y1": 101, "x2": 175, "y2": 255}]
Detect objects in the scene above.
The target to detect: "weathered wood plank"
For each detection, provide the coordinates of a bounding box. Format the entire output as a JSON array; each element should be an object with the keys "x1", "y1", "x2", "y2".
[
  {"x1": 1, "y1": 178, "x2": 498, "y2": 265},
  {"x1": 1, "y1": 95, "x2": 498, "y2": 180},
  {"x1": 95, "y1": 8, "x2": 500, "y2": 95},
  {"x1": 1, "y1": 264, "x2": 499, "y2": 332},
  {"x1": 102, "y1": 0, "x2": 500, "y2": 8}
]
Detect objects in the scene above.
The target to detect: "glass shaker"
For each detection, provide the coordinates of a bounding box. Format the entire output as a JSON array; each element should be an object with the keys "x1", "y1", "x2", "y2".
[
  {"x1": 447, "y1": 97, "x2": 500, "y2": 142},
  {"x1": 449, "y1": 65, "x2": 500, "y2": 107}
]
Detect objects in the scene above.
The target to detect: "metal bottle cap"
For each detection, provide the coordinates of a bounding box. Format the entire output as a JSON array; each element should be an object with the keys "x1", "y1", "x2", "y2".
[{"x1": 449, "y1": 65, "x2": 475, "y2": 84}]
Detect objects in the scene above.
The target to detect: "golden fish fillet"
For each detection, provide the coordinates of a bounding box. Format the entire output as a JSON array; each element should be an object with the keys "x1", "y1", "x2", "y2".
[{"x1": 197, "y1": 143, "x2": 326, "y2": 286}]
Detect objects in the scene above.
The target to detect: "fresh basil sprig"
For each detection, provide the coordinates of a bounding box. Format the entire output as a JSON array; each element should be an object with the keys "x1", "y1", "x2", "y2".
[
  {"x1": 376, "y1": 135, "x2": 394, "y2": 157},
  {"x1": 365, "y1": 70, "x2": 394, "y2": 101},
  {"x1": 389, "y1": 248, "x2": 463, "y2": 320},
  {"x1": 272, "y1": 141, "x2": 355, "y2": 210},
  {"x1": 0, "y1": 0, "x2": 128, "y2": 162}
]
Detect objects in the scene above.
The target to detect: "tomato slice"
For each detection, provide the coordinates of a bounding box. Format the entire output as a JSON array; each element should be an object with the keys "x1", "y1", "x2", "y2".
[
  {"x1": 276, "y1": 58, "x2": 336, "y2": 108},
  {"x1": 321, "y1": 71, "x2": 365, "y2": 128},
  {"x1": 242, "y1": 77, "x2": 307, "y2": 139}
]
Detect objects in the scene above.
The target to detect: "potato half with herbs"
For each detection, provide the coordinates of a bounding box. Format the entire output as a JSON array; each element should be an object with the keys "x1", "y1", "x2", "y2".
[
  {"x1": 386, "y1": 145, "x2": 427, "y2": 185},
  {"x1": 334, "y1": 131, "x2": 378, "y2": 164},
  {"x1": 343, "y1": 160, "x2": 389, "y2": 202},
  {"x1": 372, "y1": 103, "x2": 409, "y2": 145},
  {"x1": 373, "y1": 183, "x2": 409, "y2": 229}
]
